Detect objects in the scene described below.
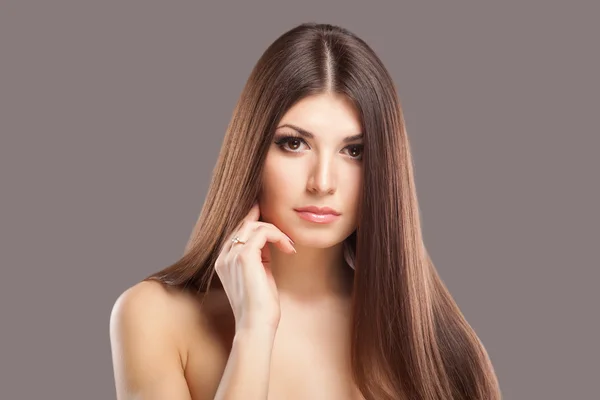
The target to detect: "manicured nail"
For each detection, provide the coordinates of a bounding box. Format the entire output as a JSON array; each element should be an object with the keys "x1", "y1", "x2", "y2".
[{"x1": 288, "y1": 239, "x2": 296, "y2": 252}]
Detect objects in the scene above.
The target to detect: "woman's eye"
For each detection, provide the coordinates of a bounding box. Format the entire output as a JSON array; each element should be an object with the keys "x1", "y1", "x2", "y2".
[
  {"x1": 274, "y1": 136, "x2": 307, "y2": 152},
  {"x1": 285, "y1": 138, "x2": 304, "y2": 150},
  {"x1": 274, "y1": 135, "x2": 363, "y2": 161},
  {"x1": 346, "y1": 145, "x2": 364, "y2": 160}
]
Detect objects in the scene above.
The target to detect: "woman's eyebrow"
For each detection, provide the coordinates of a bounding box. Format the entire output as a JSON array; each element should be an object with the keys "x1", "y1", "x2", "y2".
[{"x1": 276, "y1": 123, "x2": 363, "y2": 143}]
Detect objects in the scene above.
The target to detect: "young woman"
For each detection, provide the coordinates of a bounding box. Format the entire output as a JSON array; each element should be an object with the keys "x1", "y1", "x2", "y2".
[{"x1": 110, "y1": 22, "x2": 502, "y2": 400}]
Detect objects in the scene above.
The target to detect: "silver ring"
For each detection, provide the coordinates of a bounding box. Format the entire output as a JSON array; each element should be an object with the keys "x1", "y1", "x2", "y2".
[{"x1": 231, "y1": 236, "x2": 246, "y2": 245}]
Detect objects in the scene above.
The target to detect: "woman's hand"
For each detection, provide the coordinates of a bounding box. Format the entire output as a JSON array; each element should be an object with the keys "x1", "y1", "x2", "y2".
[{"x1": 215, "y1": 202, "x2": 296, "y2": 334}]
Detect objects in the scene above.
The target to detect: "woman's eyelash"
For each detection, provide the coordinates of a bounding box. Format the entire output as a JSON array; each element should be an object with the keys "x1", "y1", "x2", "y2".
[
  {"x1": 273, "y1": 134, "x2": 363, "y2": 160},
  {"x1": 274, "y1": 134, "x2": 304, "y2": 147}
]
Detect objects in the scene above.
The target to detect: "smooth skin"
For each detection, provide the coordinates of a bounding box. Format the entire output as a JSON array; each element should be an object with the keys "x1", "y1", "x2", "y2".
[{"x1": 110, "y1": 92, "x2": 365, "y2": 399}]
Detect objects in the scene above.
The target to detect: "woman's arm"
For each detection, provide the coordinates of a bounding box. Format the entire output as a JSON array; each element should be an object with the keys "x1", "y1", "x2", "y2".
[
  {"x1": 213, "y1": 326, "x2": 277, "y2": 400},
  {"x1": 109, "y1": 282, "x2": 192, "y2": 400}
]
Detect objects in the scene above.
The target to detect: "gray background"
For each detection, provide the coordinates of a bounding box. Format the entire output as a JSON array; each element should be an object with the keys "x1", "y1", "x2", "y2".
[{"x1": 1, "y1": 1, "x2": 598, "y2": 399}]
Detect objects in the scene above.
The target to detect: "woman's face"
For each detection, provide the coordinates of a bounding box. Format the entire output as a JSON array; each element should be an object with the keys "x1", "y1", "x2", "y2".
[{"x1": 259, "y1": 92, "x2": 363, "y2": 248}]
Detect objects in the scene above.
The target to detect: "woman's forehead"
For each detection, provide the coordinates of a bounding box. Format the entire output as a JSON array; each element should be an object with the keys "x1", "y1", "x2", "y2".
[{"x1": 278, "y1": 93, "x2": 362, "y2": 139}]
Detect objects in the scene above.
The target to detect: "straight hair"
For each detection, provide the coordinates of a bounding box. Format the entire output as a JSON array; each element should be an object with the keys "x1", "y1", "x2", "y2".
[{"x1": 146, "y1": 22, "x2": 501, "y2": 399}]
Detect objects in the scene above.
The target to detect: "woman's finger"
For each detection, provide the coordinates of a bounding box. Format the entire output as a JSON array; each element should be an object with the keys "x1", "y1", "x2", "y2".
[{"x1": 234, "y1": 224, "x2": 295, "y2": 257}]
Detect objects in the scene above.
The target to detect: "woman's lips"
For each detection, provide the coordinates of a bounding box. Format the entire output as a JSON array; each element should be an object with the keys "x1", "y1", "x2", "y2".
[{"x1": 295, "y1": 210, "x2": 340, "y2": 224}]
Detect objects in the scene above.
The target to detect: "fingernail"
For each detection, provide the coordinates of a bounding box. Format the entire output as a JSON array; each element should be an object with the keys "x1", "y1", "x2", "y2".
[
  {"x1": 288, "y1": 239, "x2": 296, "y2": 252},
  {"x1": 287, "y1": 237, "x2": 294, "y2": 245}
]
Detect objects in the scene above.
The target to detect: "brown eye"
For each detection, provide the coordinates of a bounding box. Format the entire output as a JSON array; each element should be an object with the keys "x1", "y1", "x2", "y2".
[
  {"x1": 287, "y1": 138, "x2": 302, "y2": 150},
  {"x1": 346, "y1": 145, "x2": 364, "y2": 160},
  {"x1": 274, "y1": 135, "x2": 308, "y2": 152}
]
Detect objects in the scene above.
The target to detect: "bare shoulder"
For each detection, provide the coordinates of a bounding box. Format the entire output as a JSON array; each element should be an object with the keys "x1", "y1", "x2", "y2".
[
  {"x1": 109, "y1": 280, "x2": 225, "y2": 399},
  {"x1": 111, "y1": 279, "x2": 205, "y2": 336}
]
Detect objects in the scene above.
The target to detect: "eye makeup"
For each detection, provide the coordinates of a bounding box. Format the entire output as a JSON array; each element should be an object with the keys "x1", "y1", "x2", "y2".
[{"x1": 273, "y1": 133, "x2": 364, "y2": 161}]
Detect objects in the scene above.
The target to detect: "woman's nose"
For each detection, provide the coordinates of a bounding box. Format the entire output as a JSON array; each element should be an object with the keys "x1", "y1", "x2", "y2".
[{"x1": 306, "y1": 156, "x2": 336, "y2": 195}]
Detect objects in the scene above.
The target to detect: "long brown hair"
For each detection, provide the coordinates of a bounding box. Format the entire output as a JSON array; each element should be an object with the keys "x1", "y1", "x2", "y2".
[{"x1": 145, "y1": 22, "x2": 501, "y2": 399}]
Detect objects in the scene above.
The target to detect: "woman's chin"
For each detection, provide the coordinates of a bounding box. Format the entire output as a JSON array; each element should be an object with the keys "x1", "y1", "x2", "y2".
[{"x1": 283, "y1": 232, "x2": 346, "y2": 249}]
